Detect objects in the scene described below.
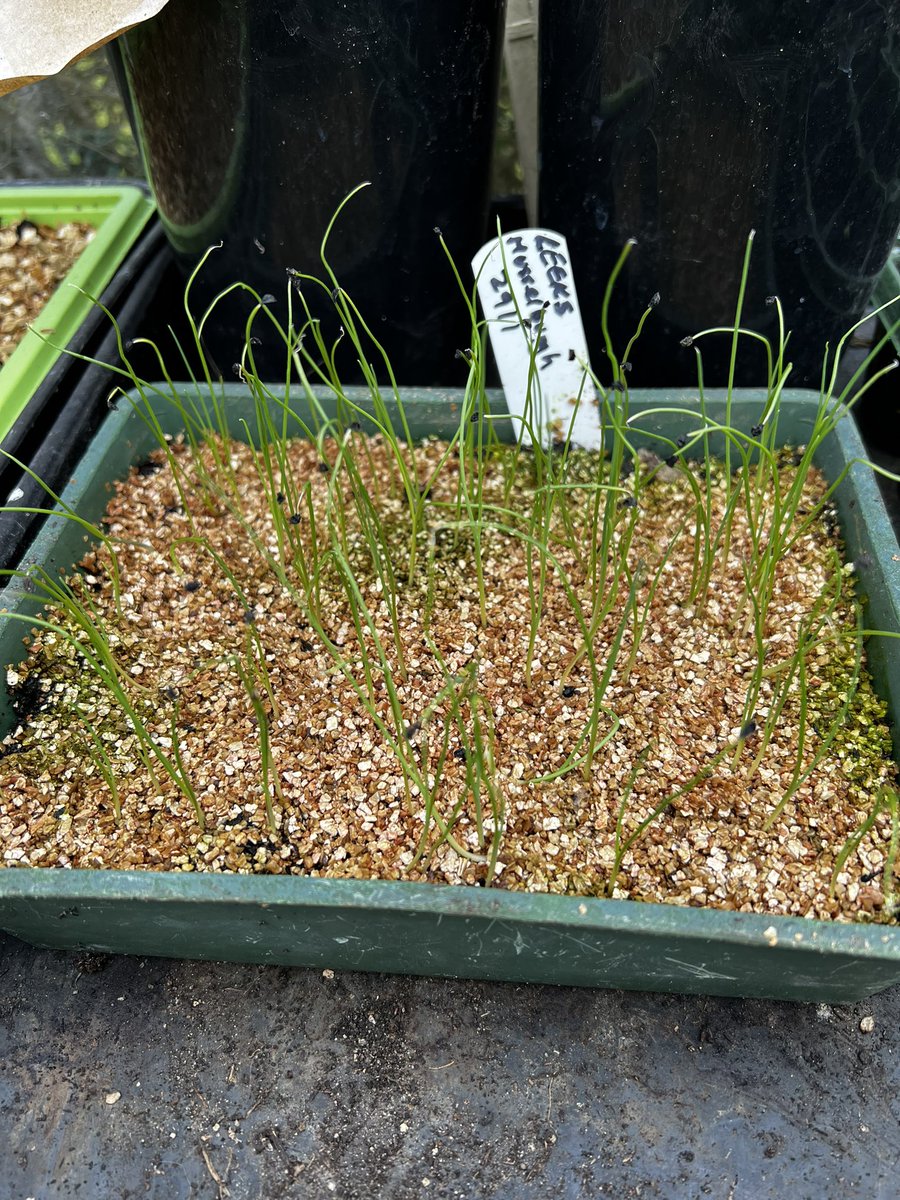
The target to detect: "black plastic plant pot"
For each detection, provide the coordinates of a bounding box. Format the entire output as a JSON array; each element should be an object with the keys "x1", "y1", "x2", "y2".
[
  {"x1": 1, "y1": 387, "x2": 899, "y2": 1003},
  {"x1": 109, "y1": 0, "x2": 507, "y2": 386},
  {"x1": 538, "y1": 1, "x2": 900, "y2": 389}
]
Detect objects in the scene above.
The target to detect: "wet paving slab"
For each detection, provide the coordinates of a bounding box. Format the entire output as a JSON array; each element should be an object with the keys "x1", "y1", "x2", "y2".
[{"x1": 2, "y1": 932, "x2": 899, "y2": 1199}]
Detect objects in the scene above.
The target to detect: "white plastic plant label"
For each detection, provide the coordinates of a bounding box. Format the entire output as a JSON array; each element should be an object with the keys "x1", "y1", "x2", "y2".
[{"x1": 472, "y1": 229, "x2": 599, "y2": 448}]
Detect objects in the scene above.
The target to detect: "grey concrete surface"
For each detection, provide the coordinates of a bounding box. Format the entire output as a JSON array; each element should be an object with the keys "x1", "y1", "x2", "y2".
[{"x1": 2, "y1": 932, "x2": 898, "y2": 1199}]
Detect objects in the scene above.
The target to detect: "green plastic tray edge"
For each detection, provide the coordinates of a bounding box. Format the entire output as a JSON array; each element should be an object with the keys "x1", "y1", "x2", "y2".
[{"x1": 0, "y1": 185, "x2": 155, "y2": 442}]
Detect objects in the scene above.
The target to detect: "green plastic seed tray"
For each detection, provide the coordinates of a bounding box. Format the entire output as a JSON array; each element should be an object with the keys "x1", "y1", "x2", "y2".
[
  {"x1": 1, "y1": 386, "x2": 899, "y2": 1003},
  {"x1": 0, "y1": 185, "x2": 155, "y2": 445}
]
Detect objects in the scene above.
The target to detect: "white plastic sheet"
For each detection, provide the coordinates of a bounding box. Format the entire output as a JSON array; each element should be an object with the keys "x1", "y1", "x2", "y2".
[{"x1": 0, "y1": 1, "x2": 169, "y2": 96}]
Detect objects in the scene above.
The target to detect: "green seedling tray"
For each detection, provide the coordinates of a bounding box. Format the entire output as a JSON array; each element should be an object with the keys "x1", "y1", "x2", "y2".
[
  {"x1": 1, "y1": 385, "x2": 899, "y2": 1002},
  {"x1": 0, "y1": 185, "x2": 155, "y2": 445}
]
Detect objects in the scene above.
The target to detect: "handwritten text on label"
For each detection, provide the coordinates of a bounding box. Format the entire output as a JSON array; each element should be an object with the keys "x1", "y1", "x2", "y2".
[{"x1": 472, "y1": 229, "x2": 599, "y2": 449}]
